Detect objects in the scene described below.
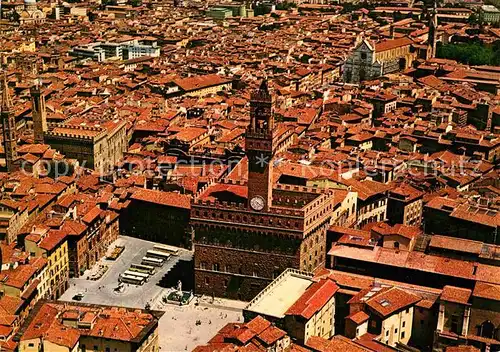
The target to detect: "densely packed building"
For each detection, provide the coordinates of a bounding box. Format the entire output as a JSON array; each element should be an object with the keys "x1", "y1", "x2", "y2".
[{"x1": 0, "y1": 0, "x2": 499, "y2": 350}]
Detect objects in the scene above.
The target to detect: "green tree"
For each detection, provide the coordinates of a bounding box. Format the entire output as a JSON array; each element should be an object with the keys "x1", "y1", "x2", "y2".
[
  {"x1": 437, "y1": 41, "x2": 500, "y2": 65},
  {"x1": 276, "y1": 2, "x2": 297, "y2": 10}
]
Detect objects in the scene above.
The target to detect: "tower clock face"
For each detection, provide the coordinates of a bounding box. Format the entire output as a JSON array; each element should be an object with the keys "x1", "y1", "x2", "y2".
[{"x1": 250, "y1": 196, "x2": 265, "y2": 211}]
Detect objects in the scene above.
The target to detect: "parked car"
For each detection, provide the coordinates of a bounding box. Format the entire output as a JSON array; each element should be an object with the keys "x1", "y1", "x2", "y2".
[{"x1": 72, "y1": 292, "x2": 85, "y2": 301}]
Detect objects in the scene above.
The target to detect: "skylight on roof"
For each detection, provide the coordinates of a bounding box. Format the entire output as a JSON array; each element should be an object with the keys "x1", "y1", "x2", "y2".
[{"x1": 380, "y1": 299, "x2": 390, "y2": 307}]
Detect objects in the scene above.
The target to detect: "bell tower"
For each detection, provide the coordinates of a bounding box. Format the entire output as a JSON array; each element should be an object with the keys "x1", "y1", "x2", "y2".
[
  {"x1": 1, "y1": 72, "x2": 17, "y2": 172},
  {"x1": 245, "y1": 80, "x2": 276, "y2": 212},
  {"x1": 428, "y1": 0, "x2": 438, "y2": 59},
  {"x1": 31, "y1": 81, "x2": 47, "y2": 144}
]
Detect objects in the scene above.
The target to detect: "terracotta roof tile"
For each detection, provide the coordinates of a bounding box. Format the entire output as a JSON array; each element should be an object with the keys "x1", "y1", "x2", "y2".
[
  {"x1": 441, "y1": 285, "x2": 472, "y2": 305},
  {"x1": 365, "y1": 287, "x2": 420, "y2": 317},
  {"x1": 131, "y1": 188, "x2": 191, "y2": 210},
  {"x1": 472, "y1": 282, "x2": 500, "y2": 302},
  {"x1": 286, "y1": 278, "x2": 338, "y2": 319}
]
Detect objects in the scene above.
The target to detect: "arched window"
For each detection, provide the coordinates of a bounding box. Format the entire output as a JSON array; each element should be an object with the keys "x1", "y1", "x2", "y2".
[{"x1": 479, "y1": 321, "x2": 495, "y2": 339}]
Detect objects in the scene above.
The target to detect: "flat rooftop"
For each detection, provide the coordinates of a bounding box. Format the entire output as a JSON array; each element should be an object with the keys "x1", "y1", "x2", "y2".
[{"x1": 245, "y1": 269, "x2": 313, "y2": 318}]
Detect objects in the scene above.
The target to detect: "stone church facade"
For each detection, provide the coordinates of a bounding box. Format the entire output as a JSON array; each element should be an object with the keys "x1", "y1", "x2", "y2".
[{"x1": 343, "y1": 37, "x2": 415, "y2": 83}]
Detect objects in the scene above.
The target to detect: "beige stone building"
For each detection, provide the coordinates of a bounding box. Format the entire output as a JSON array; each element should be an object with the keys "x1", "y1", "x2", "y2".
[
  {"x1": 346, "y1": 286, "x2": 420, "y2": 347},
  {"x1": 244, "y1": 268, "x2": 338, "y2": 345},
  {"x1": 44, "y1": 120, "x2": 127, "y2": 171},
  {"x1": 387, "y1": 184, "x2": 424, "y2": 227},
  {"x1": 0, "y1": 200, "x2": 30, "y2": 244},
  {"x1": 24, "y1": 227, "x2": 69, "y2": 299}
]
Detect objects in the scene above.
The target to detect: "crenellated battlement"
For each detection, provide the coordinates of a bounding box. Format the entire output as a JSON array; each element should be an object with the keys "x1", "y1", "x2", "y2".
[
  {"x1": 193, "y1": 177, "x2": 218, "y2": 200},
  {"x1": 274, "y1": 183, "x2": 326, "y2": 194},
  {"x1": 45, "y1": 124, "x2": 106, "y2": 141},
  {"x1": 192, "y1": 198, "x2": 305, "y2": 218},
  {"x1": 221, "y1": 178, "x2": 247, "y2": 187}
]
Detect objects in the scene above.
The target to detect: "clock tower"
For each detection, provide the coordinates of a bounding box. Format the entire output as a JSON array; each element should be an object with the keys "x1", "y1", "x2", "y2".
[{"x1": 246, "y1": 80, "x2": 275, "y2": 211}]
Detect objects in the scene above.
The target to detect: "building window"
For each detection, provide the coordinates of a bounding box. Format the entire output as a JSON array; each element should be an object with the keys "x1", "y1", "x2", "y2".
[
  {"x1": 402, "y1": 321, "x2": 406, "y2": 328},
  {"x1": 205, "y1": 277, "x2": 210, "y2": 285},
  {"x1": 386, "y1": 330, "x2": 389, "y2": 336},
  {"x1": 451, "y1": 315, "x2": 460, "y2": 334},
  {"x1": 212, "y1": 263, "x2": 219, "y2": 271},
  {"x1": 361, "y1": 52, "x2": 367, "y2": 60},
  {"x1": 401, "y1": 331, "x2": 405, "y2": 339}
]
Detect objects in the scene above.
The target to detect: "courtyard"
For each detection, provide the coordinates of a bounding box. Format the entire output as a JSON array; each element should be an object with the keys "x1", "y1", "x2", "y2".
[
  {"x1": 58, "y1": 236, "x2": 246, "y2": 351},
  {"x1": 157, "y1": 298, "x2": 245, "y2": 351},
  {"x1": 59, "y1": 236, "x2": 192, "y2": 308}
]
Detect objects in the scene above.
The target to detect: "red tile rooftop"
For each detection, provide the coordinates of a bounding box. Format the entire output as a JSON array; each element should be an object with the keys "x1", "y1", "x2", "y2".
[
  {"x1": 371, "y1": 223, "x2": 421, "y2": 240},
  {"x1": 429, "y1": 235, "x2": 483, "y2": 255},
  {"x1": 346, "y1": 310, "x2": 370, "y2": 325},
  {"x1": 441, "y1": 285, "x2": 472, "y2": 305},
  {"x1": 365, "y1": 286, "x2": 420, "y2": 317},
  {"x1": 450, "y1": 204, "x2": 500, "y2": 228},
  {"x1": 38, "y1": 230, "x2": 67, "y2": 252},
  {"x1": 446, "y1": 346, "x2": 480, "y2": 352},
  {"x1": 174, "y1": 74, "x2": 232, "y2": 92},
  {"x1": 355, "y1": 333, "x2": 395, "y2": 352},
  {"x1": 131, "y1": 188, "x2": 191, "y2": 210},
  {"x1": 257, "y1": 325, "x2": 287, "y2": 346},
  {"x1": 285, "y1": 278, "x2": 338, "y2": 319},
  {"x1": 81, "y1": 205, "x2": 103, "y2": 224},
  {"x1": 473, "y1": 281, "x2": 500, "y2": 302},
  {"x1": 0, "y1": 257, "x2": 46, "y2": 290},
  {"x1": 21, "y1": 302, "x2": 161, "y2": 345},
  {"x1": 328, "y1": 244, "x2": 494, "y2": 283},
  {"x1": 306, "y1": 335, "x2": 369, "y2": 352},
  {"x1": 168, "y1": 127, "x2": 207, "y2": 143}
]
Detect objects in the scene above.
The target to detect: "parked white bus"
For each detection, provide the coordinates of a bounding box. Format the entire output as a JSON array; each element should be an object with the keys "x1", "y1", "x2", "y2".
[
  {"x1": 123, "y1": 270, "x2": 149, "y2": 281},
  {"x1": 130, "y1": 263, "x2": 155, "y2": 275},
  {"x1": 153, "y1": 244, "x2": 179, "y2": 256},
  {"x1": 146, "y1": 250, "x2": 171, "y2": 260},
  {"x1": 142, "y1": 256, "x2": 164, "y2": 267},
  {"x1": 119, "y1": 273, "x2": 145, "y2": 285}
]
